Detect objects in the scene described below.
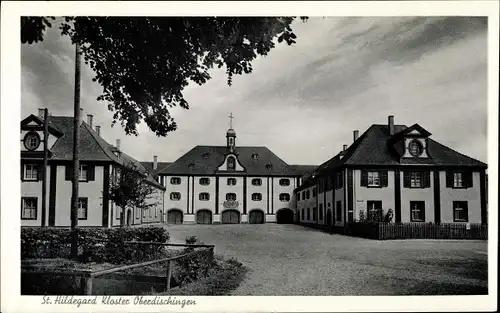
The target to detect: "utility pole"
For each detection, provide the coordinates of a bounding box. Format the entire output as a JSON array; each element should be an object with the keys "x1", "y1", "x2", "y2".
[
  {"x1": 41, "y1": 108, "x2": 49, "y2": 227},
  {"x1": 70, "y1": 38, "x2": 81, "y2": 259}
]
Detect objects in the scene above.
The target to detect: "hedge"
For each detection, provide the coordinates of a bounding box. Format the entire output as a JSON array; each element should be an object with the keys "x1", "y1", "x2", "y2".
[{"x1": 21, "y1": 226, "x2": 170, "y2": 264}]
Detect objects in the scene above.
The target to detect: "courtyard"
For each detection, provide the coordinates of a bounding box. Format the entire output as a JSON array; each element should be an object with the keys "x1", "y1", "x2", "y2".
[{"x1": 166, "y1": 224, "x2": 488, "y2": 296}]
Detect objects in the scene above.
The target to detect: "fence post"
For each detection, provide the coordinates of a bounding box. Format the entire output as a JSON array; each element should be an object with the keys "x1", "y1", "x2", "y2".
[
  {"x1": 80, "y1": 275, "x2": 93, "y2": 295},
  {"x1": 166, "y1": 260, "x2": 172, "y2": 291}
]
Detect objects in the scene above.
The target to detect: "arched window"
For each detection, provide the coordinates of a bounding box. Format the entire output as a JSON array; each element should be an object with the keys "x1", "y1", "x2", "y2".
[
  {"x1": 251, "y1": 178, "x2": 262, "y2": 186},
  {"x1": 227, "y1": 156, "x2": 235, "y2": 171},
  {"x1": 251, "y1": 193, "x2": 262, "y2": 201},
  {"x1": 199, "y1": 193, "x2": 210, "y2": 201}
]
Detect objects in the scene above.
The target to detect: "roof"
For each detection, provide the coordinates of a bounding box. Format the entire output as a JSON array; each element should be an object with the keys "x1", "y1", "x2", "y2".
[
  {"x1": 290, "y1": 165, "x2": 318, "y2": 177},
  {"x1": 21, "y1": 114, "x2": 164, "y2": 190},
  {"x1": 141, "y1": 161, "x2": 172, "y2": 176},
  {"x1": 295, "y1": 123, "x2": 487, "y2": 191},
  {"x1": 159, "y1": 145, "x2": 303, "y2": 176}
]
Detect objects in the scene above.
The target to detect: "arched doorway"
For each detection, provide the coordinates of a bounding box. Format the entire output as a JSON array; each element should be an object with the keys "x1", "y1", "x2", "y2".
[
  {"x1": 196, "y1": 210, "x2": 212, "y2": 224},
  {"x1": 221, "y1": 209, "x2": 240, "y2": 224},
  {"x1": 326, "y1": 209, "x2": 332, "y2": 227},
  {"x1": 167, "y1": 209, "x2": 183, "y2": 224},
  {"x1": 126, "y1": 209, "x2": 132, "y2": 226},
  {"x1": 249, "y1": 210, "x2": 264, "y2": 224},
  {"x1": 276, "y1": 208, "x2": 294, "y2": 224}
]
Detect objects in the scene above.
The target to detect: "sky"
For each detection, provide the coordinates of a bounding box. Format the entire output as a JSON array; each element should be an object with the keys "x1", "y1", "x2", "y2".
[{"x1": 21, "y1": 17, "x2": 488, "y2": 166}]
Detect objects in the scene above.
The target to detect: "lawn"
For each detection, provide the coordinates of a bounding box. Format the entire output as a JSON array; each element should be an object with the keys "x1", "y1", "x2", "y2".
[{"x1": 165, "y1": 223, "x2": 488, "y2": 295}]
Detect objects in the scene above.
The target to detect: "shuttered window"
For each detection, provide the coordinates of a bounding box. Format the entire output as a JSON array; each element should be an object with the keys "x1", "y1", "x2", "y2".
[
  {"x1": 403, "y1": 171, "x2": 430, "y2": 188},
  {"x1": 361, "y1": 170, "x2": 388, "y2": 187},
  {"x1": 65, "y1": 164, "x2": 95, "y2": 182},
  {"x1": 446, "y1": 171, "x2": 473, "y2": 188}
]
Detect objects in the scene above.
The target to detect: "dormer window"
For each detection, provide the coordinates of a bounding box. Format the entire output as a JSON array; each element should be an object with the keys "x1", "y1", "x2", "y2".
[
  {"x1": 408, "y1": 139, "x2": 423, "y2": 157},
  {"x1": 227, "y1": 156, "x2": 235, "y2": 171},
  {"x1": 202, "y1": 153, "x2": 210, "y2": 160},
  {"x1": 23, "y1": 131, "x2": 41, "y2": 151},
  {"x1": 265, "y1": 163, "x2": 273, "y2": 170},
  {"x1": 252, "y1": 153, "x2": 259, "y2": 160},
  {"x1": 188, "y1": 162, "x2": 195, "y2": 169}
]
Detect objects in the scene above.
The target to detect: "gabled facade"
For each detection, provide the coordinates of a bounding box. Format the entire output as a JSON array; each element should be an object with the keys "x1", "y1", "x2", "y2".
[
  {"x1": 21, "y1": 109, "x2": 165, "y2": 228},
  {"x1": 146, "y1": 127, "x2": 316, "y2": 224},
  {"x1": 295, "y1": 115, "x2": 488, "y2": 227}
]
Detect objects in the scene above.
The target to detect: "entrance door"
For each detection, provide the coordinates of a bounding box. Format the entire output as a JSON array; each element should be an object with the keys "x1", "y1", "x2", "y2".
[
  {"x1": 196, "y1": 210, "x2": 212, "y2": 224},
  {"x1": 326, "y1": 209, "x2": 332, "y2": 227},
  {"x1": 249, "y1": 210, "x2": 264, "y2": 224},
  {"x1": 221, "y1": 210, "x2": 240, "y2": 224},
  {"x1": 167, "y1": 209, "x2": 183, "y2": 224},
  {"x1": 126, "y1": 210, "x2": 132, "y2": 226},
  {"x1": 276, "y1": 208, "x2": 294, "y2": 224}
]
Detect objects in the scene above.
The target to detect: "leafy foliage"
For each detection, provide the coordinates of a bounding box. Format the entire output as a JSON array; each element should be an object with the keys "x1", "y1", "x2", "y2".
[
  {"x1": 21, "y1": 16, "x2": 308, "y2": 136},
  {"x1": 174, "y1": 236, "x2": 210, "y2": 286},
  {"x1": 108, "y1": 161, "x2": 159, "y2": 225},
  {"x1": 21, "y1": 226, "x2": 170, "y2": 263}
]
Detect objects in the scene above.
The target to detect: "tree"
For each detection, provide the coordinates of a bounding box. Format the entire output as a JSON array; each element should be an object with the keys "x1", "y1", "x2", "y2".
[
  {"x1": 21, "y1": 16, "x2": 308, "y2": 136},
  {"x1": 109, "y1": 162, "x2": 161, "y2": 227}
]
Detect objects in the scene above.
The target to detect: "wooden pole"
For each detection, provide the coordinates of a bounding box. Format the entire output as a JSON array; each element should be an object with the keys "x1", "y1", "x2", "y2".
[
  {"x1": 165, "y1": 260, "x2": 172, "y2": 291},
  {"x1": 70, "y1": 39, "x2": 81, "y2": 259},
  {"x1": 41, "y1": 108, "x2": 49, "y2": 227}
]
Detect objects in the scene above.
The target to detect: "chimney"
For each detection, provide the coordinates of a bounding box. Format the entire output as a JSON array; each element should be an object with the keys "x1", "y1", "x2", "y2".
[
  {"x1": 153, "y1": 155, "x2": 158, "y2": 171},
  {"x1": 87, "y1": 114, "x2": 93, "y2": 128},
  {"x1": 353, "y1": 130, "x2": 359, "y2": 142},
  {"x1": 116, "y1": 139, "x2": 121, "y2": 151},
  {"x1": 343, "y1": 144, "x2": 348, "y2": 151},
  {"x1": 95, "y1": 125, "x2": 101, "y2": 136},
  {"x1": 388, "y1": 115, "x2": 394, "y2": 136},
  {"x1": 38, "y1": 108, "x2": 45, "y2": 118}
]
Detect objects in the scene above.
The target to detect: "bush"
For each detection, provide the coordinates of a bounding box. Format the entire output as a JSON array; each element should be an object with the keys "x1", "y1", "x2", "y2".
[
  {"x1": 173, "y1": 236, "x2": 210, "y2": 286},
  {"x1": 21, "y1": 226, "x2": 170, "y2": 264}
]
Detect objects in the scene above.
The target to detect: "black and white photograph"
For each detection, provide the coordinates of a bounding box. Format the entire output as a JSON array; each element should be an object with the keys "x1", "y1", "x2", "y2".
[{"x1": 1, "y1": 1, "x2": 498, "y2": 312}]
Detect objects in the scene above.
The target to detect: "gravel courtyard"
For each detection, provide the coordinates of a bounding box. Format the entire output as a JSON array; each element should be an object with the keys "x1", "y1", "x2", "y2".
[{"x1": 167, "y1": 223, "x2": 488, "y2": 295}]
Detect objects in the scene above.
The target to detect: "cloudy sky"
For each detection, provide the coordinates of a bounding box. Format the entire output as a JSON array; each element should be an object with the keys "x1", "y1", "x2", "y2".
[{"x1": 21, "y1": 17, "x2": 488, "y2": 165}]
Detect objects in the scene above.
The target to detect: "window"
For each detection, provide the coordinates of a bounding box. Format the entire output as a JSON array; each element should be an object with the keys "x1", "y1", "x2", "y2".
[
  {"x1": 453, "y1": 172, "x2": 463, "y2": 188},
  {"x1": 149, "y1": 208, "x2": 152, "y2": 218},
  {"x1": 252, "y1": 193, "x2": 262, "y2": 201},
  {"x1": 410, "y1": 201, "x2": 425, "y2": 222},
  {"x1": 307, "y1": 208, "x2": 311, "y2": 220},
  {"x1": 202, "y1": 152, "x2": 210, "y2": 160},
  {"x1": 312, "y1": 207, "x2": 317, "y2": 221},
  {"x1": 170, "y1": 177, "x2": 181, "y2": 185},
  {"x1": 453, "y1": 201, "x2": 468, "y2": 222},
  {"x1": 335, "y1": 172, "x2": 343, "y2": 189},
  {"x1": 226, "y1": 193, "x2": 237, "y2": 201},
  {"x1": 410, "y1": 172, "x2": 423, "y2": 188},
  {"x1": 170, "y1": 192, "x2": 181, "y2": 201},
  {"x1": 21, "y1": 197, "x2": 37, "y2": 220},
  {"x1": 367, "y1": 201, "x2": 383, "y2": 221},
  {"x1": 368, "y1": 171, "x2": 380, "y2": 187},
  {"x1": 302, "y1": 191, "x2": 305, "y2": 200},
  {"x1": 306, "y1": 190, "x2": 310, "y2": 199},
  {"x1": 188, "y1": 162, "x2": 195, "y2": 169},
  {"x1": 79, "y1": 165, "x2": 88, "y2": 181},
  {"x1": 77, "y1": 198, "x2": 88, "y2": 220},
  {"x1": 318, "y1": 179, "x2": 324, "y2": 194},
  {"x1": 279, "y1": 179, "x2": 290, "y2": 186},
  {"x1": 199, "y1": 193, "x2": 210, "y2": 201},
  {"x1": 301, "y1": 208, "x2": 305, "y2": 220},
  {"x1": 227, "y1": 178, "x2": 237, "y2": 186},
  {"x1": 312, "y1": 188, "x2": 317, "y2": 197},
  {"x1": 319, "y1": 204, "x2": 323, "y2": 220},
  {"x1": 251, "y1": 153, "x2": 259, "y2": 160},
  {"x1": 266, "y1": 163, "x2": 273, "y2": 170},
  {"x1": 279, "y1": 193, "x2": 290, "y2": 202},
  {"x1": 336, "y1": 201, "x2": 342, "y2": 221},
  {"x1": 23, "y1": 164, "x2": 39, "y2": 181},
  {"x1": 143, "y1": 209, "x2": 146, "y2": 218},
  {"x1": 297, "y1": 193, "x2": 301, "y2": 201},
  {"x1": 227, "y1": 156, "x2": 235, "y2": 171},
  {"x1": 251, "y1": 178, "x2": 261, "y2": 186},
  {"x1": 23, "y1": 131, "x2": 41, "y2": 151},
  {"x1": 408, "y1": 139, "x2": 423, "y2": 157},
  {"x1": 199, "y1": 178, "x2": 210, "y2": 186},
  {"x1": 136, "y1": 207, "x2": 140, "y2": 219}
]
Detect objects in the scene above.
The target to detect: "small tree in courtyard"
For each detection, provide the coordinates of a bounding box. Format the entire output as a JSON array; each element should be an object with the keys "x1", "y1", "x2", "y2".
[{"x1": 109, "y1": 162, "x2": 159, "y2": 226}]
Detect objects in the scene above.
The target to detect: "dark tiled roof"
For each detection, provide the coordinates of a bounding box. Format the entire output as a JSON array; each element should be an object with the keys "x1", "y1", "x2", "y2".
[
  {"x1": 22, "y1": 115, "x2": 164, "y2": 189},
  {"x1": 290, "y1": 165, "x2": 318, "y2": 177},
  {"x1": 141, "y1": 162, "x2": 172, "y2": 176},
  {"x1": 159, "y1": 145, "x2": 302, "y2": 176}
]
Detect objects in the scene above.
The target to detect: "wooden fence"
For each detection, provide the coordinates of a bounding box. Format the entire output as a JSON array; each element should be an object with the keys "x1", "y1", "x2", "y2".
[
  {"x1": 21, "y1": 241, "x2": 215, "y2": 295},
  {"x1": 344, "y1": 222, "x2": 488, "y2": 240}
]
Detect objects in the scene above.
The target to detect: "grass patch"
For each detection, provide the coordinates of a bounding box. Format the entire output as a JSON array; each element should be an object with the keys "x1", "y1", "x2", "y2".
[{"x1": 156, "y1": 256, "x2": 249, "y2": 296}]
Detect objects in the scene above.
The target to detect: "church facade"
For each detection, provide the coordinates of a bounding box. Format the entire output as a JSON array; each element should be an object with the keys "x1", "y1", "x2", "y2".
[{"x1": 149, "y1": 123, "x2": 314, "y2": 224}]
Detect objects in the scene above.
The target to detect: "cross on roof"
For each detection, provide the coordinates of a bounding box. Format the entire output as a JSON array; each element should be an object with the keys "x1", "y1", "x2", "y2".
[{"x1": 229, "y1": 112, "x2": 234, "y2": 129}]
